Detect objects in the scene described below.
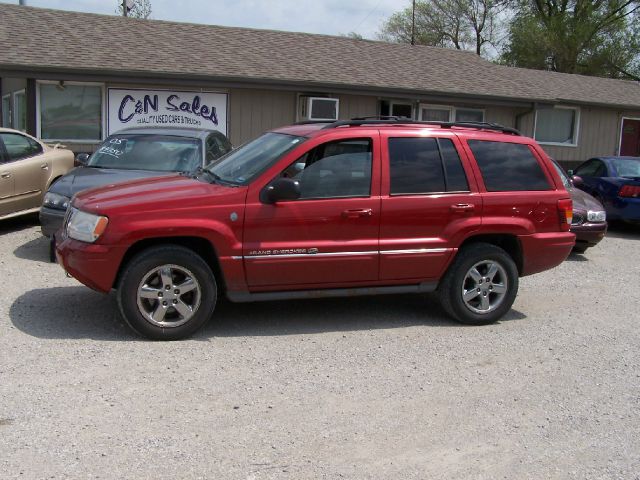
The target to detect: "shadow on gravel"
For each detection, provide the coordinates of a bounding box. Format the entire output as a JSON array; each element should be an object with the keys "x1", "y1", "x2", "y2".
[
  {"x1": 566, "y1": 252, "x2": 588, "y2": 262},
  {"x1": 13, "y1": 236, "x2": 50, "y2": 263},
  {"x1": 605, "y1": 221, "x2": 640, "y2": 241},
  {"x1": 10, "y1": 287, "x2": 131, "y2": 341},
  {"x1": 10, "y1": 287, "x2": 528, "y2": 340},
  {"x1": 0, "y1": 213, "x2": 39, "y2": 236}
]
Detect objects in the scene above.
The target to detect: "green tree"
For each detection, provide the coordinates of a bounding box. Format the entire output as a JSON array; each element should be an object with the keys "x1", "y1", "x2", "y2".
[
  {"x1": 116, "y1": 0, "x2": 152, "y2": 19},
  {"x1": 378, "y1": 0, "x2": 505, "y2": 56},
  {"x1": 501, "y1": 0, "x2": 640, "y2": 79}
]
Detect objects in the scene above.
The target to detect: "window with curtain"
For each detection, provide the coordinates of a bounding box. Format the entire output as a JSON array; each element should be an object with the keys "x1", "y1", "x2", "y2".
[
  {"x1": 534, "y1": 108, "x2": 578, "y2": 144},
  {"x1": 421, "y1": 107, "x2": 451, "y2": 122},
  {"x1": 39, "y1": 83, "x2": 103, "y2": 141},
  {"x1": 455, "y1": 108, "x2": 484, "y2": 123}
]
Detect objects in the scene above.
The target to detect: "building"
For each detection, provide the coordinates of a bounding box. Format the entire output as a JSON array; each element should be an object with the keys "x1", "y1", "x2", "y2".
[{"x1": 1, "y1": 3, "x2": 640, "y2": 167}]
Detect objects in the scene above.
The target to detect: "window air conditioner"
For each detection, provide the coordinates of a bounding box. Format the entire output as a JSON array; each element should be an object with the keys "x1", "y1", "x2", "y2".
[{"x1": 298, "y1": 96, "x2": 339, "y2": 121}]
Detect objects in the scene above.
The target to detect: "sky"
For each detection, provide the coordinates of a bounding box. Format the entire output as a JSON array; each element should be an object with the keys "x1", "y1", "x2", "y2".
[{"x1": 0, "y1": 0, "x2": 405, "y2": 39}]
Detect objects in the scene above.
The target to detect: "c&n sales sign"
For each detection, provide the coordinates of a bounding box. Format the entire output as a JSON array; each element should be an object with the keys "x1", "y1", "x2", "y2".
[{"x1": 107, "y1": 88, "x2": 228, "y2": 135}]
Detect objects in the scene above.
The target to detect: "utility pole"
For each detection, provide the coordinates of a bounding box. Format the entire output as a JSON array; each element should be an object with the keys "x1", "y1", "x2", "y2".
[
  {"x1": 19, "y1": 0, "x2": 26, "y2": 5},
  {"x1": 411, "y1": 0, "x2": 416, "y2": 45},
  {"x1": 122, "y1": 0, "x2": 128, "y2": 17}
]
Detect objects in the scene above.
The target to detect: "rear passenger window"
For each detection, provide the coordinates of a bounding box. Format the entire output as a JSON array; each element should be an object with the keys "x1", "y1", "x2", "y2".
[
  {"x1": 388, "y1": 137, "x2": 469, "y2": 194},
  {"x1": 468, "y1": 140, "x2": 551, "y2": 191}
]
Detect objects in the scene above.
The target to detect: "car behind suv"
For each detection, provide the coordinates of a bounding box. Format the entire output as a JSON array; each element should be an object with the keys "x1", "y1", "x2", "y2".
[
  {"x1": 40, "y1": 127, "x2": 232, "y2": 237},
  {"x1": 56, "y1": 119, "x2": 575, "y2": 340}
]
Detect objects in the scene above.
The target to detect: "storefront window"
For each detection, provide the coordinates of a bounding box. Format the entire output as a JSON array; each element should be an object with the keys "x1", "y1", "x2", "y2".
[
  {"x1": 13, "y1": 90, "x2": 26, "y2": 132},
  {"x1": 39, "y1": 83, "x2": 102, "y2": 141}
]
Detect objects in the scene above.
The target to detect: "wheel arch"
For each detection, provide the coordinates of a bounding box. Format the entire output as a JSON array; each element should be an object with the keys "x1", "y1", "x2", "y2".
[
  {"x1": 113, "y1": 236, "x2": 226, "y2": 292},
  {"x1": 456, "y1": 234, "x2": 523, "y2": 275}
]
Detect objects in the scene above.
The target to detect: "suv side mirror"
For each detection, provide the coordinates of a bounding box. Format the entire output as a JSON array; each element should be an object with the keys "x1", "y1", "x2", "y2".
[
  {"x1": 571, "y1": 175, "x2": 584, "y2": 187},
  {"x1": 261, "y1": 177, "x2": 301, "y2": 204},
  {"x1": 75, "y1": 153, "x2": 90, "y2": 167}
]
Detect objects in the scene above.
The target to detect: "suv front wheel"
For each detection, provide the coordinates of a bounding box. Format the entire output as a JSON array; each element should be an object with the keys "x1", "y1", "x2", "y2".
[
  {"x1": 117, "y1": 245, "x2": 217, "y2": 340},
  {"x1": 438, "y1": 243, "x2": 518, "y2": 325}
]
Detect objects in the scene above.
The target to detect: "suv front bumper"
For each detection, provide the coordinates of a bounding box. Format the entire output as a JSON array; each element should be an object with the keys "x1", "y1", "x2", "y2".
[{"x1": 56, "y1": 235, "x2": 126, "y2": 293}]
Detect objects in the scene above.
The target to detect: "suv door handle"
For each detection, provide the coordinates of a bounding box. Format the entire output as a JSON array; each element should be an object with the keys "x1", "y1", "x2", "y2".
[
  {"x1": 450, "y1": 203, "x2": 475, "y2": 213},
  {"x1": 1, "y1": 172, "x2": 11, "y2": 179},
  {"x1": 342, "y1": 208, "x2": 373, "y2": 218}
]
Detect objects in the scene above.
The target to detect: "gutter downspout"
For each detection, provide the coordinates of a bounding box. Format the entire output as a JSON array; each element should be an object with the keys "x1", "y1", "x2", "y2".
[{"x1": 515, "y1": 103, "x2": 535, "y2": 136}]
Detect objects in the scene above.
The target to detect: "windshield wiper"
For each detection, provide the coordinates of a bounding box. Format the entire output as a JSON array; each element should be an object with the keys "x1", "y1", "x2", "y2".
[{"x1": 191, "y1": 167, "x2": 239, "y2": 187}]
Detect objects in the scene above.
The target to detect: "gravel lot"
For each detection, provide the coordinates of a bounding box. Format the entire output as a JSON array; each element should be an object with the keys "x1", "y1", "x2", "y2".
[{"x1": 1, "y1": 214, "x2": 639, "y2": 479}]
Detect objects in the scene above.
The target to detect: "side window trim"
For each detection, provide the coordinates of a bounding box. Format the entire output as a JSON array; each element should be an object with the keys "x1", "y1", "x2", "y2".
[
  {"x1": 388, "y1": 136, "x2": 471, "y2": 197},
  {"x1": 274, "y1": 137, "x2": 374, "y2": 201}
]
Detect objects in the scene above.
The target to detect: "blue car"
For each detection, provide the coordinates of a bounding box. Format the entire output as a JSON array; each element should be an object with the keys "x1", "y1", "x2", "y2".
[{"x1": 570, "y1": 156, "x2": 640, "y2": 223}]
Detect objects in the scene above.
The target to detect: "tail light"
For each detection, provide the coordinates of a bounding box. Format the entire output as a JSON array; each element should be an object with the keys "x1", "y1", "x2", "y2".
[
  {"x1": 618, "y1": 185, "x2": 640, "y2": 198},
  {"x1": 557, "y1": 198, "x2": 573, "y2": 231}
]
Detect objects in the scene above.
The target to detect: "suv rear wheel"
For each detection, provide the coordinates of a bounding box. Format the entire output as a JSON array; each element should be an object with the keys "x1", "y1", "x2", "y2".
[
  {"x1": 438, "y1": 243, "x2": 518, "y2": 325},
  {"x1": 117, "y1": 245, "x2": 217, "y2": 340}
]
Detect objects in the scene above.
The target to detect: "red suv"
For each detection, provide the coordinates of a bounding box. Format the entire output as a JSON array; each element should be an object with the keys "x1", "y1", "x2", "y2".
[{"x1": 56, "y1": 119, "x2": 575, "y2": 340}]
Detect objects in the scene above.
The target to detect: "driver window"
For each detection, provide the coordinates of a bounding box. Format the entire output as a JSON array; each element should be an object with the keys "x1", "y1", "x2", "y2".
[{"x1": 280, "y1": 138, "x2": 372, "y2": 199}]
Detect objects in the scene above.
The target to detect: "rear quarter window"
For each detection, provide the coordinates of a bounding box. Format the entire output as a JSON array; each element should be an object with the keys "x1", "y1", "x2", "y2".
[{"x1": 467, "y1": 140, "x2": 551, "y2": 191}]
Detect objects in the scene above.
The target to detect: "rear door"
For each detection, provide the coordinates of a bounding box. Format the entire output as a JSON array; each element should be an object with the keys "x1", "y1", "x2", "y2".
[
  {"x1": 378, "y1": 131, "x2": 482, "y2": 281},
  {"x1": 243, "y1": 132, "x2": 381, "y2": 289}
]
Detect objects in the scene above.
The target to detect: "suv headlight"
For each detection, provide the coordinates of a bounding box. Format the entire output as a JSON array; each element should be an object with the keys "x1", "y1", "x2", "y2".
[
  {"x1": 66, "y1": 208, "x2": 109, "y2": 243},
  {"x1": 43, "y1": 192, "x2": 70, "y2": 210},
  {"x1": 587, "y1": 210, "x2": 606, "y2": 222}
]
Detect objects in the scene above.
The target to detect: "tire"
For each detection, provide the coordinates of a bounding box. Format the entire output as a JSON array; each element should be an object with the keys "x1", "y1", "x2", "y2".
[
  {"x1": 438, "y1": 243, "x2": 519, "y2": 325},
  {"x1": 116, "y1": 245, "x2": 217, "y2": 340}
]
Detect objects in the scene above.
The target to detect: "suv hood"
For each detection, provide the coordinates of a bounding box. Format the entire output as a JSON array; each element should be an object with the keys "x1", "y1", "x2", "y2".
[
  {"x1": 74, "y1": 174, "x2": 246, "y2": 215},
  {"x1": 49, "y1": 166, "x2": 173, "y2": 198}
]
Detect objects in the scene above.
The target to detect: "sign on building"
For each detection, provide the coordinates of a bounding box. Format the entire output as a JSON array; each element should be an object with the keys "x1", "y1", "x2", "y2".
[{"x1": 107, "y1": 88, "x2": 228, "y2": 135}]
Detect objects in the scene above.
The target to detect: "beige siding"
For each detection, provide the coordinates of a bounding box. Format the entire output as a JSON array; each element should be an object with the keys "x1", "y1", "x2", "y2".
[
  {"x1": 518, "y1": 107, "x2": 640, "y2": 165},
  {"x1": 228, "y1": 89, "x2": 296, "y2": 145},
  {"x1": 1, "y1": 77, "x2": 27, "y2": 95},
  {"x1": 336, "y1": 94, "x2": 378, "y2": 119},
  {"x1": 484, "y1": 106, "x2": 517, "y2": 127}
]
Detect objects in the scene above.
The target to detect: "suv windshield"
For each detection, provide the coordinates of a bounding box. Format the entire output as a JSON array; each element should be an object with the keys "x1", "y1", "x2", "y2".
[
  {"x1": 88, "y1": 134, "x2": 202, "y2": 172},
  {"x1": 206, "y1": 132, "x2": 306, "y2": 185}
]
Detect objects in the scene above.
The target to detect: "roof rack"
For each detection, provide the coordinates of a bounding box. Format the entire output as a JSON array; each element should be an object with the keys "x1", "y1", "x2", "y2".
[{"x1": 318, "y1": 118, "x2": 520, "y2": 135}]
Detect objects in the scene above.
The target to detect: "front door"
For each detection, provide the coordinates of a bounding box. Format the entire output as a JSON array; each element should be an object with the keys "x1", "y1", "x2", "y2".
[
  {"x1": 620, "y1": 119, "x2": 640, "y2": 156},
  {"x1": 243, "y1": 135, "x2": 381, "y2": 289}
]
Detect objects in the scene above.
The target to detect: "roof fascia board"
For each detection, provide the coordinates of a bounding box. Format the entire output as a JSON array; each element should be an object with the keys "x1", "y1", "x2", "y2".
[{"x1": 2, "y1": 65, "x2": 637, "y2": 110}]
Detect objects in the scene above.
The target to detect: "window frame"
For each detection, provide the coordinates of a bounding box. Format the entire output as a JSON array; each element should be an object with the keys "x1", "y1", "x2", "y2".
[
  {"x1": 418, "y1": 104, "x2": 485, "y2": 123},
  {"x1": 12, "y1": 89, "x2": 26, "y2": 132},
  {"x1": 36, "y1": 80, "x2": 106, "y2": 144},
  {"x1": 454, "y1": 107, "x2": 485, "y2": 123},
  {"x1": 389, "y1": 101, "x2": 414, "y2": 119},
  {"x1": 533, "y1": 105, "x2": 580, "y2": 147},
  {"x1": 277, "y1": 137, "x2": 374, "y2": 201},
  {"x1": 2, "y1": 93, "x2": 12, "y2": 128},
  {"x1": 387, "y1": 136, "x2": 470, "y2": 196}
]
